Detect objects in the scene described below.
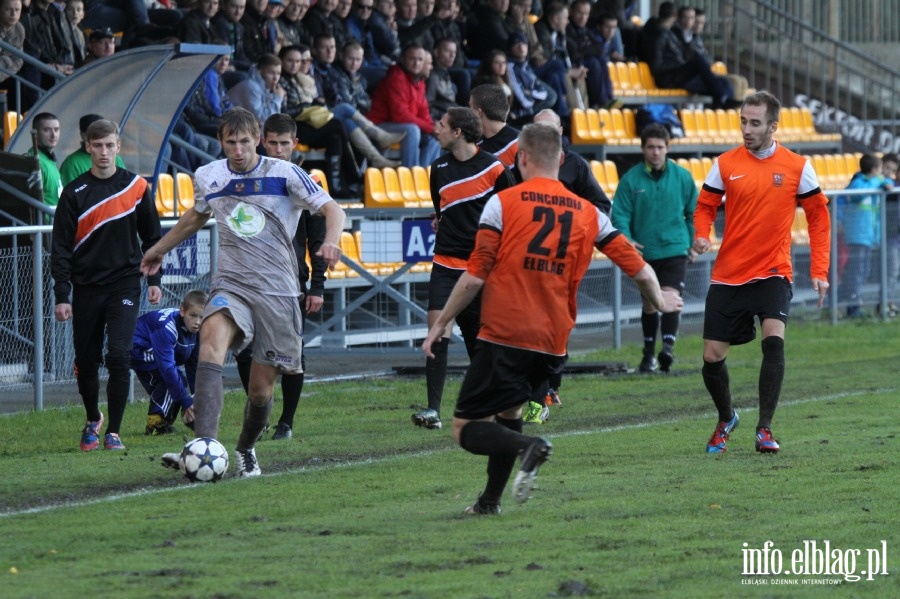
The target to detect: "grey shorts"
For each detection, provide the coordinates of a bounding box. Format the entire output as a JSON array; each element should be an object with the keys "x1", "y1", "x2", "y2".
[{"x1": 205, "y1": 289, "x2": 304, "y2": 374}]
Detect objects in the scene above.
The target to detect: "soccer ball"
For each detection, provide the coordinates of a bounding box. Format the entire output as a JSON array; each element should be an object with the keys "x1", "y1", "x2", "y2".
[{"x1": 181, "y1": 437, "x2": 229, "y2": 482}]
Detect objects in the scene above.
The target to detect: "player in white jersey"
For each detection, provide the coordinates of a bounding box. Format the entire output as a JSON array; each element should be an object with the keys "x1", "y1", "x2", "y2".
[{"x1": 142, "y1": 108, "x2": 346, "y2": 477}]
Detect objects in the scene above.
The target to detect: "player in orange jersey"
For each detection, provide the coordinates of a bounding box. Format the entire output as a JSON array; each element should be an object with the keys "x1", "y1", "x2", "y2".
[
  {"x1": 691, "y1": 90, "x2": 831, "y2": 455},
  {"x1": 423, "y1": 123, "x2": 683, "y2": 515}
]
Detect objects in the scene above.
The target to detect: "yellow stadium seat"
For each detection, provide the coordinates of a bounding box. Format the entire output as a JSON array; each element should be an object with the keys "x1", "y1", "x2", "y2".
[
  {"x1": 308, "y1": 168, "x2": 329, "y2": 193},
  {"x1": 155, "y1": 173, "x2": 176, "y2": 217},
  {"x1": 626, "y1": 62, "x2": 643, "y2": 94},
  {"x1": 702, "y1": 109, "x2": 728, "y2": 143},
  {"x1": 621, "y1": 108, "x2": 638, "y2": 140},
  {"x1": 679, "y1": 109, "x2": 700, "y2": 141},
  {"x1": 711, "y1": 61, "x2": 728, "y2": 75},
  {"x1": 331, "y1": 231, "x2": 360, "y2": 277},
  {"x1": 175, "y1": 172, "x2": 195, "y2": 212},
  {"x1": 636, "y1": 62, "x2": 660, "y2": 95},
  {"x1": 590, "y1": 160, "x2": 607, "y2": 190},
  {"x1": 353, "y1": 230, "x2": 398, "y2": 275},
  {"x1": 3, "y1": 111, "x2": 20, "y2": 148},
  {"x1": 843, "y1": 153, "x2": 860, "y2": 176},
  {"x1": 570, "y1": 109, "x2": 593, "y2": 145},
  {"x1": 603, "y1": 160, "x2": 619, "y2": 194},
  {"x1": 587, "y1": 108, "x2": 608, "y2": 141},
  {"x1": 382, "y1": 167, "x2": 417, "y2": 207},
  {"x1": 364, "y1": 167, "x2": 393, "y2": 207},
  {"x1": 614, "y1": 61, "x2": 636, "y2": 96},
  {"x1": 412, "y1": 165, "x2": 432, "y2": 204},
  {"x1": 791, "y1": 207, "x2": 809, "y2": 245},
  {"x1": 396, "y1": 166, "x2": 421, "y2": 205}
]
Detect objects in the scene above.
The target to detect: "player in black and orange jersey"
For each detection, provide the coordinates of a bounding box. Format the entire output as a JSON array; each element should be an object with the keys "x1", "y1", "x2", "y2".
[
  {"x1": 51, "y1": 119, "x2": 162, "y2": 452},
  {"x1": 423, "y1": 123, "x2": 683, "y2": 514},
  {"x1": 469, "y1": 83, "x2": 520, "y2": 168},
  {"x1": 411, "y1": 107, "x2": 516, "y2": 430},
  {"x1": 692, "y1": 90, "x2": 831, "y2": 455}
]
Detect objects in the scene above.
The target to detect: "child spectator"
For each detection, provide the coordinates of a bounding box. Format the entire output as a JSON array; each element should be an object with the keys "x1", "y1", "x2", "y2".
[
  {"x1": 131, "y1": 289, "x2": 207, "y2": 435},
  {"x1": 837, "y1": 154, "x2": 886, "y2": 317}
]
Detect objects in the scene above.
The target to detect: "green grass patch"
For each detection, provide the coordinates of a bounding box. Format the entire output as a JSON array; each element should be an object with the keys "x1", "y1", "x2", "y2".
[{"x1": 1, "y1": 321, "x2": 898, "y2": 598}]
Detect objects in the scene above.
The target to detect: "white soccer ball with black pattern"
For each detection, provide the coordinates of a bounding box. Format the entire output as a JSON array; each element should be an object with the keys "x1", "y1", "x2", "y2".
[{"x1": 181, "y1": 437, "x2": 229, "y2": 482}]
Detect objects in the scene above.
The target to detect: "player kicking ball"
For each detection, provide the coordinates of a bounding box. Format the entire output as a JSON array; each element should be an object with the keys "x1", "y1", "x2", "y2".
[
  {"x1": 142, "y1": 108, "x2": 345, "y2": 478},
  {"x1": 422, "y1": 123, "x2": 683, "y2": 514}
]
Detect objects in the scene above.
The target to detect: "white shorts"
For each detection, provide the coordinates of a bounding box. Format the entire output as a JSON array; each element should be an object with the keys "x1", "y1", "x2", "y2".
[{"x1": 205, "y1": 289, "x2": 304, "y2": 374}]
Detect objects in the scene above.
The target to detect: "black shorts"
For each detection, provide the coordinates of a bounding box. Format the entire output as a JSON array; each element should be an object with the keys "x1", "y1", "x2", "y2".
[
  {"x1": 647, "y1": 255, "x2": 688, "y2": 292},
  {"x1": 427, "y1": 263, "x2": 465, "y2": 311},
  {"x1": 454, "y1": 341, "x2": 566, "y2": 421},
  {"x1": 703, "y1": 277, "x2": 793, "y2": 346}
]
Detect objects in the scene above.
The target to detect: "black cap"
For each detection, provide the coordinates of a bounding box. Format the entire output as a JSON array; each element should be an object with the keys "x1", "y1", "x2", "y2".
[
  {"x1": 89, "y1": 27, "x2": 115, "y2": 41},
  {"x1": 79, "y1": 114, "x2": 104, "y2": 134},
  {"x1": 508, "y1": 31, "x2": 528, "y2": 49}
]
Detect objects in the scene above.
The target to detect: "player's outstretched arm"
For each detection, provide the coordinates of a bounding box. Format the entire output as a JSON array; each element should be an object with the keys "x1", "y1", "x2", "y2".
[
  {"x1": 141, "y1": 209, "x2": 211, "y2": 276},
  {"x1": 632, "y1": 265, "x2": 684, "y2": 313},
  {"x1": 315, "y1": 201, "x2": 347, "y2": 269}
]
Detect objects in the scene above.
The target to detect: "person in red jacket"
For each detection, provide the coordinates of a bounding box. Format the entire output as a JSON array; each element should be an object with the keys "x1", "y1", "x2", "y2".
[{"x1": 366, "y1": 42, "x2": 441, "y2": 166}]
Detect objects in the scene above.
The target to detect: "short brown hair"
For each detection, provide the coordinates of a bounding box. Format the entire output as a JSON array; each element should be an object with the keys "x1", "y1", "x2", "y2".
[
  {"x1": 218, "y1": 107, "x2": 260, "y2": 141},
  {"x1": 519, "y1": 123, "x2": 562, "y2": 170},
  {"x1": 85, "y1": 119, "x2": 119, "y2": 142},
  {"x1": 181, "y1": 289, "x2": 208, "y2": 309},
  {"x1": 445, "y1": 107, "x2": 482, "y2": 143},
  {"x1": 742, "y1": 90, "x2": 781, "y2": 124}
]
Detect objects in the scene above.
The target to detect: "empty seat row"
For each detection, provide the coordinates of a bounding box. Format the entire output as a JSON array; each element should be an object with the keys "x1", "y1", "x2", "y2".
[
  {"x1": 364, "y1": 166, "x2": 433, "y2": 209},
  {"x1": 805, "y1": 152, "x2": 864, "y2": 191},
  {"x1": 608, "y1": 61, "x2": 699, "y2": 99},
  {"x1": 328, "y1": 230, "x2": 431, "y2": 279},
  {"x1": 155, "y1": 172, "x2": 196, "y2": 217}
]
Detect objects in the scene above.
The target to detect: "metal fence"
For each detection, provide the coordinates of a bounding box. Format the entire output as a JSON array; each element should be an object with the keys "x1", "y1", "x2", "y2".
[{"x1": 2, "y1": 188, "x2": 895, "y2": 409}]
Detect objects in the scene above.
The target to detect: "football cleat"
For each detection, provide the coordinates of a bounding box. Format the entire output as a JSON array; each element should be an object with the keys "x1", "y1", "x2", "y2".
[
  {"x1": 235, "y1": 448, "x2": 262, "y2": 477},
  {"x1": 79, "y1": 413, "x2": 104, "y2": 451},
  {"x1": 639, "y1": 354, "x2": 659, "y2": 373},
  {"x1": 657, "y1": 347, "x2": 674, "y2": 372},
  {"x1": 523, "y1": 401, "x2": 550, "y2": 424},
  {"x1": 545, "y1": 388, "x2": 561, "y2": 406},
  {"x1": 755, "y1": 427, "x2": 780, "y2": 453},
  {"x1": 103, "y1": 433, "x2": 125, "y2": 450},
  {"x1": 463, "y1": 500, "x2": 501, "y2": 516},
  {"x1": 145, "y1": 414, "x2": 176, "y2": 436},
  {"x1": 161, "y1": 452, "x2": 185, "y2": 472},
  {"x1": 512, "y1": 437, "x2": 552, "y2": 504},
  {"x1": 411, "y1": 408, "x2": 442, "y2": 429},
  {"x1": 272, "y1": 423, "x2": 293, "y2": 440},
  {"x1": 706, "y1": 411, "x2": 740, "y2": 453}
]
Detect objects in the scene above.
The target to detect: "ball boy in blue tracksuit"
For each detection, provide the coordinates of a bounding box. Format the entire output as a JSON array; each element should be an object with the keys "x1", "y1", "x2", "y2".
[{"x1": 131, "y1": 290, "x2": 207, "y2": 434}]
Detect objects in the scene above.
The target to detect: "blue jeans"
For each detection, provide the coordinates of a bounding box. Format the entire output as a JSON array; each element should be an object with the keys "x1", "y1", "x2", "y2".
[
  {"x1": 332, "y1": 103, "x2": 360, "y2": 133},
  {"x1": 378, "y1": 123, "x2": 440, "y2": 167}
]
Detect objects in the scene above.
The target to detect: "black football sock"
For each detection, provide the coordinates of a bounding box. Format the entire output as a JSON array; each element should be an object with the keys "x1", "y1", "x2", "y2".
[
  {"x1": 459, "y1": 420, "x2": 532, "y2": 457},
  {"x1": 702, "y1": 359, "x2": 734, "y2": 422},
  {"x1": 480, "y1": 416, "x2": 524, "y2": 505},
  {"x1": 237, "y1": 397, "x2": 274, "y2": 451},
  {"x1": 279, "y1": 373, "x2": 304, "y2": 428},
  {"x1": 193, "y1": 361, "x2": 224, "y2": 439},
  {"x1": 660, "y1": 312, "x2": 680, "y2": 350},
  {"x1": 425, "y1": 337, "x2": 449, "y2": 411},
  {"x1": 757, "y1": 337, "x2": 785, "y2": 430},
  {"x1": 235, "y1": 348, "x2": 251, "y2": 394},
  {"x1": 76, "y1": 365, "x2": 102, "y2": 422},
  {"x1": 641, "y1": 312, "x2": 659, "y2": 354}
]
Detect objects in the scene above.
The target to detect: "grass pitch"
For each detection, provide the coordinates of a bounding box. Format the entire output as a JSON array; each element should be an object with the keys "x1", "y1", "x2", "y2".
[{"x1": 1, "y1": 320, "x2": 898, "y2": 598}]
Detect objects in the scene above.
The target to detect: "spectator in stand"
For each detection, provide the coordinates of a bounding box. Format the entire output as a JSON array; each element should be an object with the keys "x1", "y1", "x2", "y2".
[
  {"x1": 534, "y1": 1, "x2": 586, "y2": 117},
  {"x1": 367, "y1": 43, "x2": 441, "y2": 167},
  {"x1": 467, "y1": 0, "x2": 510, "y2": 62},
  {"x1": 472, "y1": 49, "x2": 512, "y2": 105},
  {"x1": 20, "y1": 0, "x2": 73, "y2": 109},
  {"x1": 211, "y1": 0, "x2": 252, "y2": 73},
  {"x1": 369, "y1": 0, "x2": 400, "y2": 66},
  {"x1": 566, "y1": 0, "x2": 618, "y2": 109},
  {"x1": 589, "y1": 0, "x2": 637, "y2": 59},
  {"x1": 396, "y1": 0, "x2": 433, "y2": 51},
  {"x1": 670, "y1": 5, "x2": 694, "y2": 47},
  {"x1": 345, "y1": 0, "x2": 385, "y2": 70},
  {"x1": 277, "y1": 0, "x2": 311, "y2": 48},
  {"x1": 469, "y1": 82, "x2": 518, "y2": 168},
  {"x1": 303, "y1": 0, "x2": 346, "y2": 51},
  {"x1": 242, "y1": 0, "x2": 277, "y2": 63},
  {"x1": 278, "y1": 43, "x2": 361, "y2": 192},
  {"x1": 426, "y1": 37, "x2": 462, "y2": 121},
  {"x1": 81, "y1": 26, "x2": 116, "y2": 66},
  {"x1": 64, "y1": 0, "x2": 86, "y2": 68},
  {"x1": 25, "y1": 112, "x2": 63, "y2": 214},
  {"x1": 430, "y1": 0, "x2": 465, "y2": 67},
  {"x1": 81, "y1": 0, "x2": 149, "y2": 47},
  {"x1": 265, "y1": 0, "x2": 286, "y2": 51},
  {"x1": 227, "y1": 52, "x2": 285, "y2": 123},
  {"x1": 60, "y1": 113, "x2": 126, "y2": 185},
  {"x1": 332, "y1": 38, "x2": 371, "y2": 112},
  {"x1": 0, "y1": 0, "x2": 25, "y2": 98},
  {"x1": 689, "y1": 8, "x2": 749, "y2": 101},
  {"x1": 183, "y1": 52, "x2": 234, "y2": 138},
  {"x1": 506, "y1": 31, "x2": 555, "y2": 127},
  {"x1": 313, "y1": 33, "x2": 403, "y2": 168},
  {"x1": 640, "y1": 1, "x2": 737, "y2": 109},
  {"x1": 505, "y1": 0, "x2": 541, "y2": 64},
  {"x1": 176, "y1": 0, "x2": 219, "y2": 45},
  {"x1": 597, "y1": 11, "x2": 624, "y2": 63}
]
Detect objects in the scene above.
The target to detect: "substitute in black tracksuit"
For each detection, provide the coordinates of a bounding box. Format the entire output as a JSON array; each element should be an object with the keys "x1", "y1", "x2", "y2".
[{"x1": 51, "y1": 119, "x2": 162, "y2": 452}]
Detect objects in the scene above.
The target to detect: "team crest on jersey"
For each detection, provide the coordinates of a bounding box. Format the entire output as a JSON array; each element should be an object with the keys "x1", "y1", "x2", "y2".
[
  {"x1": 772, "y1": 173, "x2": 785, "y2": 187},
  {"x1": 227, "y1": 202, "x2": 266, "y2": 237},
  {"x1": 235, "y1": 182, "x2": 245, "y2": 193},
  {"x1": 254, "y1": 180, "x2": 262, "y2": 192}
]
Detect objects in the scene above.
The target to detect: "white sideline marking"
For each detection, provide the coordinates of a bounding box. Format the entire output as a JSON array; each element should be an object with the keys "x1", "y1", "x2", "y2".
[{"x1": 0, "y1": 388, "x2": 889, "y2": 519}]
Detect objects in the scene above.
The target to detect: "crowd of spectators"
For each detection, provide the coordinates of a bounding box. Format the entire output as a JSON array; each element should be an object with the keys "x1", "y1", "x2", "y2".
[{"x1": 2, "y1": 0, "x2": 752, "y2": 196}]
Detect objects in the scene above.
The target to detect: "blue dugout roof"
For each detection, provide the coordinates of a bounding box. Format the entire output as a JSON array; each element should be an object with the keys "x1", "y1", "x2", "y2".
[{"x1": 7, "y1": 43, "x2": 229, "y2": 182}]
